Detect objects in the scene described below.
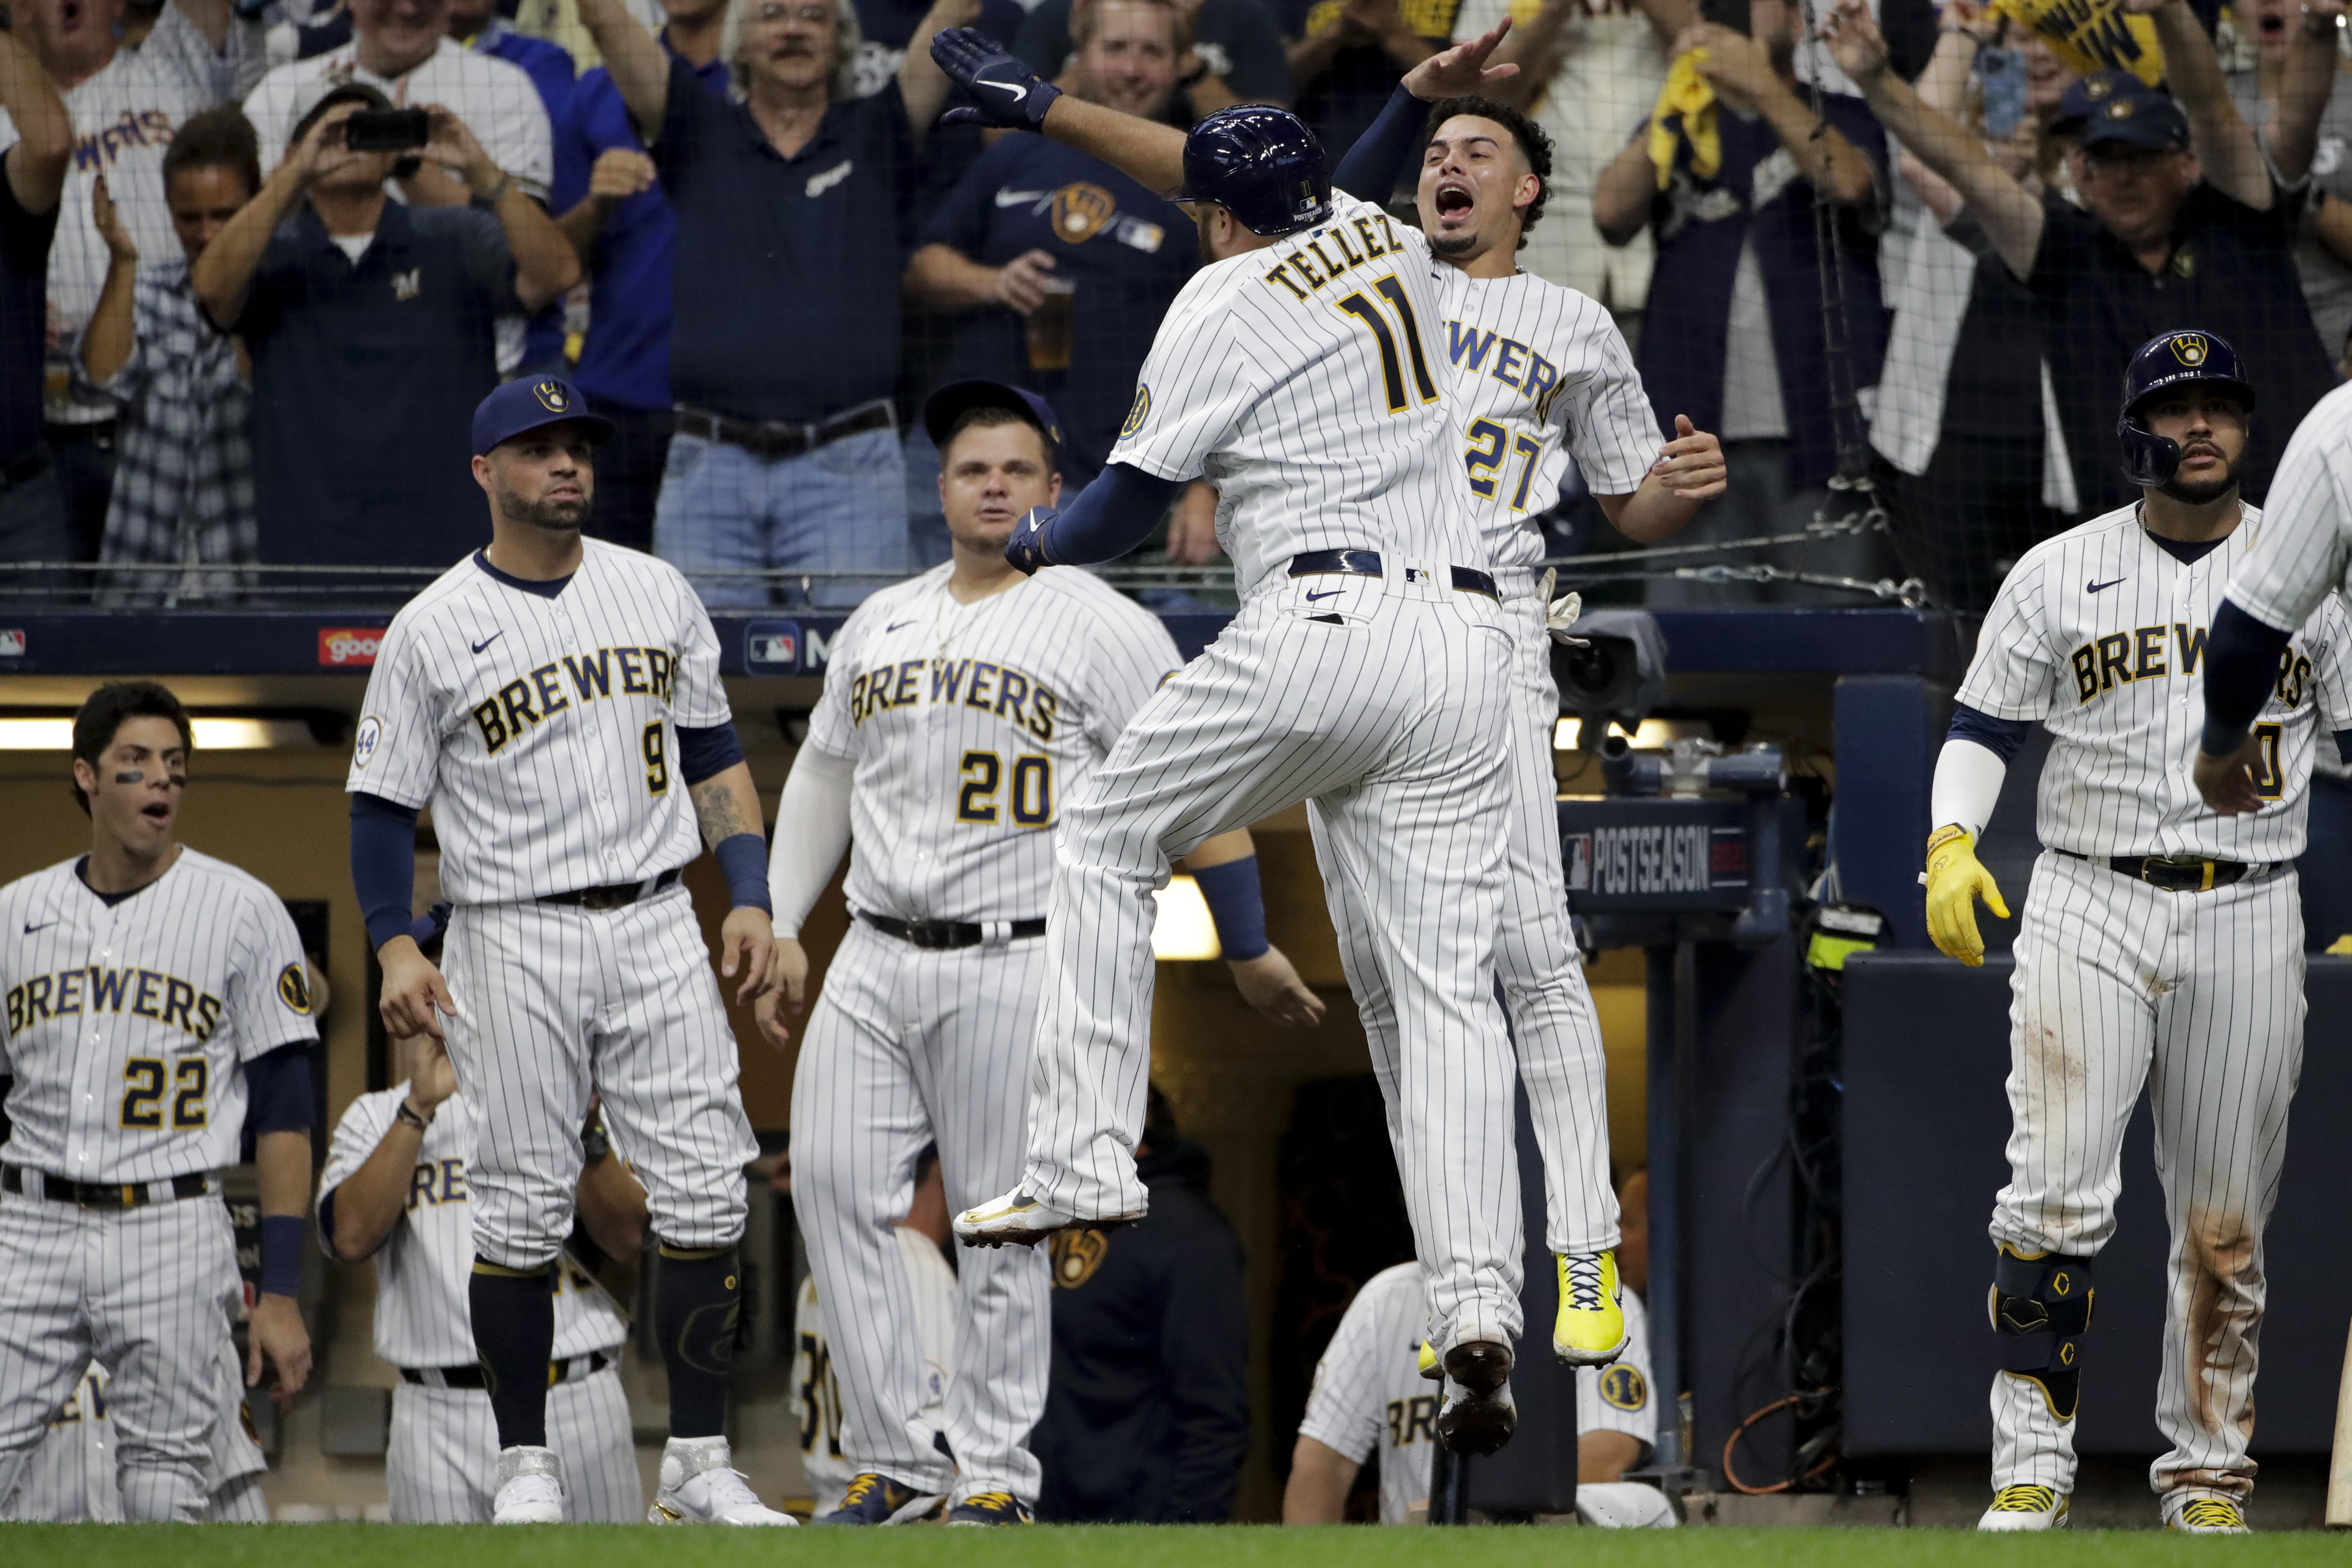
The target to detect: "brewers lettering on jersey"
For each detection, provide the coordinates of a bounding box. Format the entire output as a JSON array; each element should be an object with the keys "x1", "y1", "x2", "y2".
[
  {"x1": 1, "y1": 682, "x2": 314, "y2": 1523},
  {"x1": 1317, "y1": 66, "x2": 1727, "y2": 1369},
  {"x1": 348, "y1": 378, "x2": 787, "y2": 1526},
  {"x1": 926, "y1": 26, "x2": 1543, "y2": 1458},
  {"x1": 1924, "y1": 336, "x2": 2350, "y2": 1534}
]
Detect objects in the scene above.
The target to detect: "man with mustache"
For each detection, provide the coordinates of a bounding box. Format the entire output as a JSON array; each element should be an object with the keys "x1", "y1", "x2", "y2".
[{"x1": 1924, "y1": 331, "x2": 2352, "y2": 1533}]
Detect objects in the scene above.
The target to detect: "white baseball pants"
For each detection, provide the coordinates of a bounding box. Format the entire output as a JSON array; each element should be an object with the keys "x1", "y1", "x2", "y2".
[
  {"x1": 1990, "y1": 851, "x2": 2303, "y2": 1501},
  {"x1": 388, "y1": 1364, "x2": 639, "y2": 1521},
  {"x1": 1021, "y1": 579, "x2": 1524, "y2": 1351},
  {"x1": 441, "y1": 887, "x2": 758, "y2": 1267},
  {"x1": 792, "y1": 920, "x2": 1050, "y2": 1503}
]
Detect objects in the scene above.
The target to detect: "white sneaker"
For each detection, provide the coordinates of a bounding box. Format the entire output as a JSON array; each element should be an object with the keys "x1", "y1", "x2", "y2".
[
  {"x1": 953, "y1": 1189, "x2": 1118, "y2": 1248},
  {"x1": 2164, "y1": 1493, "x2": 2250, "y2": 1533},
  {"x1": 492, "y1": 1445, "x2": 566, "y2": 1524},
  {"x1": 648, "y1": 1435, "x2": 797, "y2": 1526},
  {"x1": 1977, "y1": 1483, "x2": 2068, "y2": 1531}
]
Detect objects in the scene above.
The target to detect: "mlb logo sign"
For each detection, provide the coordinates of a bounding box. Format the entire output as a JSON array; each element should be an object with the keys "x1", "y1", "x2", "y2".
[
  {"x1": 1563, "y1": 833, "x2": 1593, "y2": 893},
  {"x1": 0, "y1": 629, "x2": 24, "y2": 657},
  {"x1": 746, "y1": 620, "x2": 801, "y2": 674}
]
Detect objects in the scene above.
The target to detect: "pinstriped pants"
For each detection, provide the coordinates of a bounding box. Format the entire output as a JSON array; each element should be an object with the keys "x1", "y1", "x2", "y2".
[
  {"x1": 792, "y1": 922, "x2": 1050, "y2": 1503},
  {"x1": 0, "y1": 1192, "x2": 240, "y2": 1521},
  {"x1": 441, "y1": 887, "x2": 758, "y2": 1269},
  {"x1": 388, "y1": 1368, "x2": 640, "y2": 1521},
  {"x1": 1021, "y1": 584, "x2": 1526, "y2": 1351},
  {"x1": 1316, "y1": 587, "x2": 1621, "y2": 1257},
  {"x1": 1990, "y1": 851, "x2": 2304, "y2": 1501}
]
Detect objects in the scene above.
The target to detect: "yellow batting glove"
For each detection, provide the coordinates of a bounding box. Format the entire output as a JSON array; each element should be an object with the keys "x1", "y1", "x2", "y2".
[{"x1": 1922, "y1": 825, "x2": 2009, "y2": 967}]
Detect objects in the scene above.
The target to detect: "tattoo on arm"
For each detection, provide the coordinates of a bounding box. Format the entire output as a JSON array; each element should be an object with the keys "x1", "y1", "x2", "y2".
[{"x1": 690, "y1": 769, "x2": 761, "y2": 849}]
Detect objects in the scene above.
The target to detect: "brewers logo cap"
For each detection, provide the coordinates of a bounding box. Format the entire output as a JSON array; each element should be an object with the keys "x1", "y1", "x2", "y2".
[
  {"x1": 2054, "y1": 70, "x2": 2189, "y2": 151},
  {"x1": 922, "y1": 379, "x2": 1067, "y2": 471},
  {"x1": 471, "y1": 375, "x2": 616, "y2": 456}
]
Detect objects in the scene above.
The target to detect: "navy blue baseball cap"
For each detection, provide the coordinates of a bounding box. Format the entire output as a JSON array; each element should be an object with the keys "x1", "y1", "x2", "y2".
[
  {"x1": 923, "y1": 380, "x2": 1065, "y2": 470},
  {"x1": 471, "y1": 376, "x2": 614, "y2": 457},
  {"x1": 2055, "y1": 71, "x2": 2190, "y2": 151}
]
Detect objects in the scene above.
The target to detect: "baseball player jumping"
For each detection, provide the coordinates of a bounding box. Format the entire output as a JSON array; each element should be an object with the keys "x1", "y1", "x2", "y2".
[
  {"x1": 0, "y1": 681, "x2": 316, "y2": 1521},
  {"x1": 319, "y1": 994, "x2": 646, "y2": 1523},
  {"x1": 348, "y1": 377, "x2": 789, "y2": 1525},
  {"x1": 930, "y1": 25, "x2": 1538, "y2": 1455},
  {"x1": 761, "y1": 380, "x2": 1323, "y2": 1524},
  {"x1": 1320, "y1": 49, "x2": 1728, "y2": 1368},
  {"x1": 1926, "y1": 332, "x2": 2352, "y2": 1533}
]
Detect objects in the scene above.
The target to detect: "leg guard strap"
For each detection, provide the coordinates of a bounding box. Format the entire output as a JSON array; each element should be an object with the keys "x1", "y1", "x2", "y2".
[{"x1": 1990, "y1": 1246, "x2": 2095, "y2": 1420}]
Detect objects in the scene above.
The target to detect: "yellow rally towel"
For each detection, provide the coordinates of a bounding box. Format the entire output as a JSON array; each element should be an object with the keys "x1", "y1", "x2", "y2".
[
  {"x1": 1648, "y1": 49, "x2": 1720, "y2": 191},
  {"x1": 1992, "y1": 0, "x2": 2165, "y2": 86}
]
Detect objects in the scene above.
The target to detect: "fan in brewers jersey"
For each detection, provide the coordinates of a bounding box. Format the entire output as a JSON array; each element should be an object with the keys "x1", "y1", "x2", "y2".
[
  {"x1": 1924, "y1": 331, "x2": 2352, "y2": 1534},
  {"x1": 761, "y1": 379, "x2": 1322, "y2": 1526},
  {"x1": 1283, "y1": 1169, "x2": 1674, "y2": 1529},
  {"x1": 1312, "y1": 45, "x2": 1724, "y2": 1372},
  {"x1": 317, "y1": 908, "x2": 646, "y2": 1524},
  {"x1": 0, "y1": 681, "x2": 315, "y2": 1523}
]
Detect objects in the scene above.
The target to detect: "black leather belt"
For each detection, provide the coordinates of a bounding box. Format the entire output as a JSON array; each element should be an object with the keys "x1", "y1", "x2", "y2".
[
  {"x1": 401, "y1": 1351, "x2": 610, "y2": 1390},
  {"x1": 1288, "y1": 549, "x2": 1499, "y2": 601},
  {"x1": 539, "y1": 867, "x2": 682, "y2": 911},
  {"x1": 673, "y1": 400, "x2": 893, "y2": 460},
  {"x1": 2057, "y1": 849, "x2": 2258, "y2": 893},
  {"x1": 861, "y1": 912, "x2": 1047, "y2": 950},
  {"x1": 3, "y1": 1165, "x2": 211, "y2": 1209}
]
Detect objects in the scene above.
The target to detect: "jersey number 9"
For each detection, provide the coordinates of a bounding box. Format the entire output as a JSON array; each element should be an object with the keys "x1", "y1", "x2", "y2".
[{"x1": 642, "y1": 721, "x2": 670, "y2": 796}]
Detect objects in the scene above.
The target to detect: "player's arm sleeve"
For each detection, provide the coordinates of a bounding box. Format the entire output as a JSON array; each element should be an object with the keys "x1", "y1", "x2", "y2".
[
  {"x1": 1932, "y1": 707, "x2": 2028, "y2": 838},
  {"x1": 1109, "y1": 289, "x2": 1269, "y2": 482},
  {"x1": 768, "y1": 747, "x2": 855, "y2": 940},
  {"x1": 314, "y1": 1094, "x2": 397, "y2": 1259},
  {"x1": 1294, "y1": 1290, "x2": 1388, "y2": 1464},
  {"x1": 1332, "y1": 83, "x2": 1426, "y2": 202},
  {"x1": 242, "y1": 1042, "x2": 315, "y2": 1136},
  {"x1": 228, "y1": 893, "x2": 322, "y2": 1061},
  {"x1": 676, "y1": 722, "x2": 745, "y2": 786},
  {"x1": 351, "y1": 794, "x2": 421, "y2": 953},
  {"x1": 1157, "y1": 1219, "x2": 1252, "y2": 1521},
  {"x1": 1041, "y1": 463, "x2": 1186, "y2": 565},
  {"x1": 1567, "y1": 317, "x2": 1672, "y2": 496},
  {"x1": 2201, "y1": 601, "x2": 2296, "y2": 754}
]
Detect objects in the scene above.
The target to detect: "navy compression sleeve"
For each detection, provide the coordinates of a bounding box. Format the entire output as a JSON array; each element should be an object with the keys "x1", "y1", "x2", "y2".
[
  {"x1": 2200, "y1": 600, "x2": 2295, "y2": 755},
  {"x1": 1332, "y1": 83, "x2": 1426, "y2": 201},
  {"x1": 676, "y1": 721, "x2": 746, "y2": 787},
  {"x1": 1043, "y1": 463, "x2": 1185, "y2": 565},
  {"x1": 350, "y1": 793, "x2": 420, "y2": 952},
  {"x1": 1945, "y1": 703, "x2": 2033, "y2": 765}
]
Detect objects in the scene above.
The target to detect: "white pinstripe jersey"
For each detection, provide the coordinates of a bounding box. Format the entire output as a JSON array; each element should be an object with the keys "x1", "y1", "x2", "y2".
[
  {"x1": 805, "y1": 565, "x2": 1180, "y2": 924},
  {"x1": 1299, "y1": 1263, "x2": 1655, "y2": 1525},
  {"x1": 2228, "y1": 380, "x2": 2352, "y2": 634},
  {"x1": 1110, "y1": 191, "x2": 1488, "y2": 599},
  {"x1": 1958, "y1": 502, "x2": 2352, "y2": 861},
  {"x1": 347, "y1": 542, "x2": 730, "y2": 903},
  {"x1": 0, "y1": 849, "x2": 315, "y2": 1184},
  {"x1": 318, "y1": 1088, "x2": 628, "y2": 1368},
  {"x1": 1433, "y1": 271, "x2": 1661, "y2": 570}
]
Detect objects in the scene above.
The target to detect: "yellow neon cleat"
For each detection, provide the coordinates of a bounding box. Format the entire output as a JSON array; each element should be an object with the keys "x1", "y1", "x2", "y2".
[{"x1": 1554, "y1": 1250, "x2": 1631, "y2": 1366}]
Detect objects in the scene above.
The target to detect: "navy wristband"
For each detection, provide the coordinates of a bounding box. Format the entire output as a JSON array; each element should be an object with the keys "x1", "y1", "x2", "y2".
[
  {"x1": 714, "y1": 832, "x2": 771, "y2": 913},
  {"x1": 260, "y1": 1214, "x2": 305, "y2": 1298},
  {"x1": 1192, "y1": 855, "x2": 1270, "y2": 962}
]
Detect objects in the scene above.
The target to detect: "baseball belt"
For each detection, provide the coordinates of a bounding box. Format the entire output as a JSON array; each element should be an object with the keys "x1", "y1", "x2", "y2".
[
  {"x1": 672, "y1": 399, "x2": 894, "y2": 461},
  {"x1": 860, "y1": 912, "x2": 1047, "y2": 950},
  {"x1": 2, "y1": 1165, "x2": 212, "y2": 1209},
  {"x1": 2056, "y1": 849, "x2": 2262, "y2": 893},
  {"x1": 539, "y1": 867, "x2": 684, "y2": 911},
  {"x1": 1287, "y1": 548, "x2": 1501, "y2": 601},
  {"x1": 399, "y1": 1350, "x2": 612, "y2": 1391}
]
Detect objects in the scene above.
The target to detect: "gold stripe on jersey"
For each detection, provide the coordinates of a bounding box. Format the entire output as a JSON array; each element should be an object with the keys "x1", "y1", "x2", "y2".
[{"x1": 8, "y1": 966, "x2": 224, "y2": 1042}]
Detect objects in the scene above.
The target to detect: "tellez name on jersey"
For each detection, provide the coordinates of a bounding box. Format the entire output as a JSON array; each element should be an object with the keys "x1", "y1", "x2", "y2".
[{"x1": 1258, "y1": 211, "x2": 1441, "y2": 414}]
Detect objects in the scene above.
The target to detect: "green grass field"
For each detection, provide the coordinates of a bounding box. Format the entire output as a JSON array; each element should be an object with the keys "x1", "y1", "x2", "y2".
[{"x1": 0, "y1": 1524, "x2": 2336, "y2": 1566}]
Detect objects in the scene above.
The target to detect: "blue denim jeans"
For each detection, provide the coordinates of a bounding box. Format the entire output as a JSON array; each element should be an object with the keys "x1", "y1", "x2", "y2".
[{"x1": 652, "y1": 424, "x2": 908, "y2": 609}]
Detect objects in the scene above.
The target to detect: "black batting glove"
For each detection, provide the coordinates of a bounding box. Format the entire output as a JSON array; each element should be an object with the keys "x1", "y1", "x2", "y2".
[
  {"x1": 932, "y1": 27, "x2": 1063, "y2": 130},
  {"x1": 1005, "y1": 506, "x2": 1059, "y2": 575}
]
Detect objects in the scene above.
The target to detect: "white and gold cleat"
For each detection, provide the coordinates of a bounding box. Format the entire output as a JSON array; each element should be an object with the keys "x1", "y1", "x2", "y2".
[
  {"x1": 1978, "y1": 1483, "x2": 2070, "y2": 1531},
  {"x1": 953, "y1": 1188, "x2": 1135, "y2": 1248},
  {"x1": 2163, "y1": 1494, "x2": 2249, "y2": 1534}
]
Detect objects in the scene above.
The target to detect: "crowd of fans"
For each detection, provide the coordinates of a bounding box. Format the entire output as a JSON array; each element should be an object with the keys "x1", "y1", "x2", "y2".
[{"x1": 5, "y1": 0, "x2": 2352, "y2": 613}]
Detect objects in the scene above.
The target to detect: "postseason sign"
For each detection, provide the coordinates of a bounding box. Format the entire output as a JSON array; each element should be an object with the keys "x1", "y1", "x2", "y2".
[{"x1": 1559, "y1": 798, "x2": 1752, "y2": 913}]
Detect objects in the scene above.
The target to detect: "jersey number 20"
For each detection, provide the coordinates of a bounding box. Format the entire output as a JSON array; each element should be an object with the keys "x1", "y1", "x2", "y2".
[{"x1": 958, "y1": 750, "x2": 1053, "y2": 827}]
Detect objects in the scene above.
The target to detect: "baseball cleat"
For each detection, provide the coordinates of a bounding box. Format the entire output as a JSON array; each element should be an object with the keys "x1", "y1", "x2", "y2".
[
  {"x1": 1434, "y1": 1339, "x2": 1517, "y2": 1455},
  {"x1": 1977, "y1": 1483, "x2": 2069, "y2": 1531},
  {"x1": 954, "y1": 1188, "x2": 1132, "y2": 1247},
  {"x1": 648, "y1": 1435, "x2": 797, "y2": 1525},
  {"x1": 1554, "y1": 1250, "x2": 1631, "y2": 1366},
  {"x1": 491, "y1": 1445, "x2": 566, "y2": 1524},
  {"x1": 1416, "y1": 1340, "x2": 1441, "y2": 1381},
  {"x1": 814, "y1": 1472, "x2": 945, "y2": 1525},
  {"x1": 2164, "y1": 1494, "x2": 2249, "y2": 1534},
  {"x1": 946, "y1": 1490, "x2": 1035, "y2": 1525}
]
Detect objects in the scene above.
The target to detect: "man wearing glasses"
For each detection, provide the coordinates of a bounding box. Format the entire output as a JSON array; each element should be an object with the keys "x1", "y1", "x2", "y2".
[{"x1": 1825, "y1": 0, "x2": 2341, "y2": 519}]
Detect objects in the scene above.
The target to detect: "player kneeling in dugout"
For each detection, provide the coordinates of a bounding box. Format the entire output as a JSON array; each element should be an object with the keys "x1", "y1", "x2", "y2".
[
  {"x1": 1924, "y1": 331, "x2": 2352, "y2": 1534},
  {"x1": 318, "y1": 908, "x2": 648, "y2": 1524},
  {"x1": 1283, "y1": 1171, "x2": 1673, "y2": 1528}
]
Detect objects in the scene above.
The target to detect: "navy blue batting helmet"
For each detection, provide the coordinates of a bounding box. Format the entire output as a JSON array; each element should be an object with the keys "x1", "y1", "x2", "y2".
[
  {"x1": 2117, "y1": 329, "x2": 2255, "y2": 488},
  {"x1": 1171, "y1": 105, "x2": 1332, "y2": 237}
]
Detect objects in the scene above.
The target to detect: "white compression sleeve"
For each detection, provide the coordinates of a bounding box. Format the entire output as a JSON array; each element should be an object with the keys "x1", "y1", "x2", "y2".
[
  {"x1": 1930, "y1": 738, "x2": 2009, "y2": 841},
  {"x1": 768, "y1": 747, "x2": 855, "y2": 939}
]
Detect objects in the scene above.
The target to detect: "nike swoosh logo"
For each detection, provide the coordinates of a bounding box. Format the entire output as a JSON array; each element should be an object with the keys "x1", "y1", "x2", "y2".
[
  {"x1": 1305, "y1": 589, "x2": 1342, "y2": 601},
  {"x1": 471, "y1": 632, "x2": 503, "y2": 653},
  {"x1": 2086, "y1": 578, "x2": 2125, "y2": 594},
  {"x1": 995, "y1": 189, "x2": 1048, "y2": 207},
  {"x1": 24, "y1": 920, "x2": 56, "y2": 934},
  {"x1": 885, "y1": 620, "x2": 916, "y2": 633},
  {"x1": 979, "y1": 79, "x2": 1025, "y2": 98}
]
